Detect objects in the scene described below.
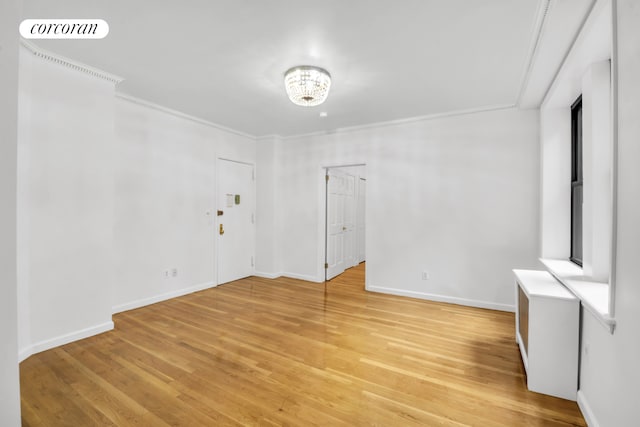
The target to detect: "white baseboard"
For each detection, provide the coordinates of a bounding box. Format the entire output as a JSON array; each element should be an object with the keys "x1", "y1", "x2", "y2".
[
  {"x1": 253, "y1": 271, "x2": 282, "y2": 279},
  {"x1": 366, "y1": 285, "x2": 515, "y2": 312},
  {"x1": 577, "y1": 390, "x2": 600, "y2": 427},
  {"x1": 18, "y1": 347, "x2": 31, "y2": 363},
  {"x1": 112, "y1": 282, "x2": 216, "y2": 314},
  {"x1": 19, "y1": 321, "x2": 114, "y2": 362},
  {"x1": 282, "y1": 272, "x2": 324, "y2": 283}
]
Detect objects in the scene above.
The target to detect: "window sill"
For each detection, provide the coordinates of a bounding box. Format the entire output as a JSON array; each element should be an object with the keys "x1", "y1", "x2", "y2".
[{"x1": 540, "y1": 258, "x2": 616, "y2": 334}]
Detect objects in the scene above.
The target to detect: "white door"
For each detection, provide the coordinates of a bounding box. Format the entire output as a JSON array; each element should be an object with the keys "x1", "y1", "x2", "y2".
[
  {"x1": 217, "y1": 159, "x2": 255, "y2": 285},
  {"x1": 343, "y1": 173, "x2": 357, "y2": 269},
  {"x1": 357, "y1": 178, "x2": 366, "y2": 263},
  {"x1": 326, "y1": 169, "x2": 347, "y2": 280}
]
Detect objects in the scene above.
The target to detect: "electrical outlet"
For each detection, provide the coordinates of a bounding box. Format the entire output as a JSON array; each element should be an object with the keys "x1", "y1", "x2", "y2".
[
  {"x1": 172, "y1": 268, "x2": 178, "y2": 277},
  {"x1": 421, "y1": 271, "x2": 429, "y2": 280}
]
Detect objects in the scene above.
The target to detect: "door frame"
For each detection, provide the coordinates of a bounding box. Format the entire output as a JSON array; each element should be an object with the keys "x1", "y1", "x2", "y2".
[
  {"x1": 216, "y1": 157, "x2": 256, "y2": 286},
  {"x1": 321, "y1": 163, "x2": 366, "y2": 281},
  {"x1": 356, "y1": 177, "x2": 367, "y2": 264}
]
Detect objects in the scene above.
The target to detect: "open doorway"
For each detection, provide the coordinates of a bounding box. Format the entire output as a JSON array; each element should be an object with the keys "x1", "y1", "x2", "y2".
[{"x1": 324, "y1": 165, "x2": 366, "y2": 283}]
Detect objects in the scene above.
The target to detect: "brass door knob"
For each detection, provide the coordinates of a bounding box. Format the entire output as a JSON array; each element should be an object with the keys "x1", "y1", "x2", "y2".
[{"x1": 219, "y1": 224, "x2": 225, "y2": 235}]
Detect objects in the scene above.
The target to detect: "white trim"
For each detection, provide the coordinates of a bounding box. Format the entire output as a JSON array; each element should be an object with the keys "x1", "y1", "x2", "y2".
[
  {"x1": 280, "y1": 104, "x2": 517, "y2": 141},
  {"x1": 20, "y1": 39, "x2": 123, "y2": 83},
  {"x1": 253, "y1": 271, "x2": 282, "y2": 279},
  {"x1": 322, "y1": 162, "x2": 367, "y2": 170},
  {"x1": 18, "y1": 321, "x2": 114, "y2": 362},
  {"x1": 282, "y1": 272, "x2": 324, "y2": 283},
  {"x1": 255, "y1": 135, "x2": 281, "y2": 143},
  {"x1": 608, "y1": 0, "x2": 619, "y2": 318},
  {"x1": 516, "y1": 0, "x2": 553, "y2": 105},
  {"x1": 577, "y1": 390, "x2": 601, "y2": 427},
  {"x1": 217, "y1": 157, "x2": 254, "y2": 167},
  {"x1": 115, "y1": 92, "x2": 255, "y2": 140},
  {"x1": 112, "y1": 282, "x2": 216, "y2": 314},
  {"x1": 18, "y1": 348, "x2": 31, "y2": 364},
  {"x1": 540, "y1": 258, "x2": 616, "y2": 333},
  {"x1": 541, "y1": 0, "x2": 603, "y2": 107},
  {"x1": 366, "y1": 285, "x2": 515, "y2": 312},
  {"x1": 117, "y1": 97, "x2": 515, "y2": 141}
]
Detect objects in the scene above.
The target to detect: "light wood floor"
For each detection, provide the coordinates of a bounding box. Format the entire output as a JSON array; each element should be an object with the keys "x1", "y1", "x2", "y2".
[{"x1": 20, "y1": 263, "x2": 586, "y2": 426}]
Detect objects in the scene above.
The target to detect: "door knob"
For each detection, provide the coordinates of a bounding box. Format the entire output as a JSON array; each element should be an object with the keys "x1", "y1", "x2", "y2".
[{"x1": 219, "y1": 224, "x2": 225, "y2": 235}]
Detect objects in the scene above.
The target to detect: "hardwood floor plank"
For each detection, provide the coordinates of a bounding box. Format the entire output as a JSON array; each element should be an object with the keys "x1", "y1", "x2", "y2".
[{"x1": 20, "y1": 263, "x2": 586, "y2": 426}]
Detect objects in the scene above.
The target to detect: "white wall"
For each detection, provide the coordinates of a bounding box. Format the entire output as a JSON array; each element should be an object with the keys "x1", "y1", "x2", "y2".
[
  {"x1": 16, "y1": 48, "x2": 257, "y2": 358},
  {"x1": 112, "y1": 97, "x2": 256, "y2": 312},
  {"x1": 540, "y1": 107, "x2": 571, "y2": 259},
  {"x1": 582, "y1": 60, "x2": 612, "y2": 281},
  {"x1": 577, "y1": 1, "x2": 640, "y2": 425},
  {"x1": 255, "y1": 136, "x2": 282, "y2": 277},
  {"x1": 17, "y1": 47, "x2": 117, "y2": 359},
  {"x1": 274, "y1": 108, "x2": 540, "y2": 310},
  {"x1": 0, "y1": 0, "x2": 22, "y2": 423}
]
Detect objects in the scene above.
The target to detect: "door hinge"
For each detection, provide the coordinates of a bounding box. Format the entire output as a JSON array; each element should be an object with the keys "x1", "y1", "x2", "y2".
[
  {"x1": 324, "y1": 263, "x2": 328, "y2": 269},
  {"x1": 325, "y1": 175, "x2": 329, "y2": 182}
]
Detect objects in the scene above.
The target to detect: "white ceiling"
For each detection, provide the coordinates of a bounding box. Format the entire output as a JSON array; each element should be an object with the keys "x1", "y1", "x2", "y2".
[{"x1": 22, "y1": 0, "x2": 583, "y2": 137}]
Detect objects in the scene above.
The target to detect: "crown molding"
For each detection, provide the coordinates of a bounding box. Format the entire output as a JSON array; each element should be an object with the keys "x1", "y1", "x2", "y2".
[
  {"x1": 20, "y1": 39, "x2": 123, "y2": 84},
  {"x1": 114, "y1": 95, "x2": 517, "y2": 142},
  {"x1": 279, "y1": 103, "x2": 518, "y2": 141},
  {"x1": 115, "y1": 92, "x2": 256, "y2": 140},
  {"x1": 256, "y1": 134, "x2": 282, "y2": 142},
  {"x1": 540, "y1": 0, "x2": 601, "y2": 107},
  {"x1": 516, "y1": 0, "x2": 553, "y2": 106},
  {"x1": 517, "y1": 0, "x2": 598, "y2": 108}
]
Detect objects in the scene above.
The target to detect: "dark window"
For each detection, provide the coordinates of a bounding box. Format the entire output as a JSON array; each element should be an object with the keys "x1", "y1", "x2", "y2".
[{"x1": 571, "y1": 96, "x2": 583, "y2": 266}]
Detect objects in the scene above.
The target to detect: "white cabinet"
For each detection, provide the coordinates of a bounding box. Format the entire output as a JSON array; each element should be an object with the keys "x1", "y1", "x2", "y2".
[{"x1": 513, "y1": 269, "x2": 580, "y2": 400}]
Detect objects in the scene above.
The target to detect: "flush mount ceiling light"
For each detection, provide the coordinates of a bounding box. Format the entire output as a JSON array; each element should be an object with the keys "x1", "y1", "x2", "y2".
[{"x1": 284, "y1": 66, "x2": 331, "y2": 107}]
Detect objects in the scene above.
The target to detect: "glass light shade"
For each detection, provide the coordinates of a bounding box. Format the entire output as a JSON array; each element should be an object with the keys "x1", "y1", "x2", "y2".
[{"x1": 284, "y1": 66, "x2": 331, "y2": 107}]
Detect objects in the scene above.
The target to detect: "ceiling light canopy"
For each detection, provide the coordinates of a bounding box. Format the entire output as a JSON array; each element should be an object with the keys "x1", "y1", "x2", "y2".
[{"x1": 284, "y1": 66, "x2": 331, "y2": 107}]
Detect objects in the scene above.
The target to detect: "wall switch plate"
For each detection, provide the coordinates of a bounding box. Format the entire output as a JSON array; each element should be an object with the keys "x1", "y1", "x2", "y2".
[
  {"x1": 171, "y1": 268, "x2": 177, "y2": 277},
  {"x1": 422, "y1": 271, "x2": 429, "y2": 280}
]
